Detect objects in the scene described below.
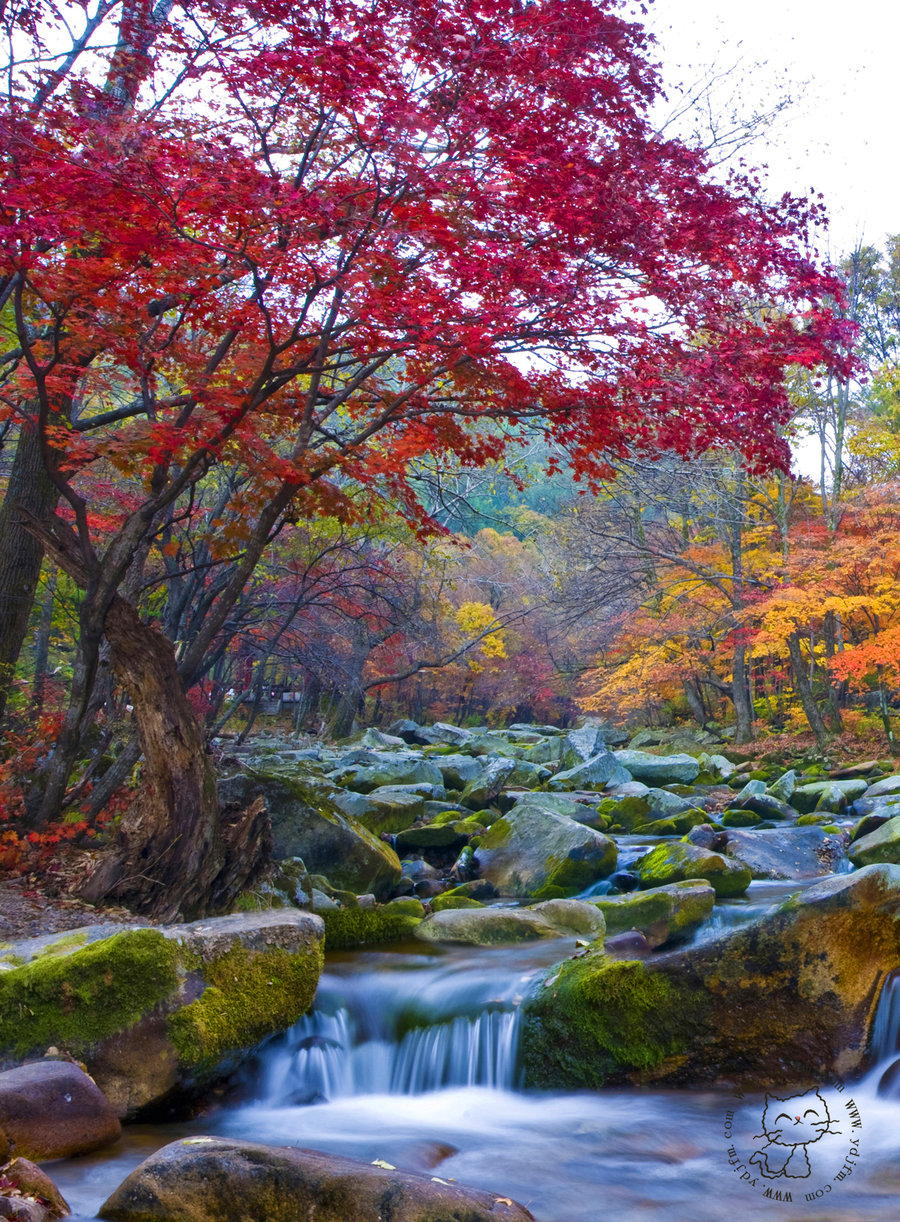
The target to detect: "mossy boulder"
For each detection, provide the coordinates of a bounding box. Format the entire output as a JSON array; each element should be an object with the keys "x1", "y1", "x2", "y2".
[
  {"x1": 792, "y1": 779, "x2": 867, "y2": 814},
  {"x1": 336, "y1": 787, "x2": 424, "y2": 835},
  {"x1": 632, "y1": 809, "x2": 708, "y2": 836},
  {"x1": 587, "y1": 880, "x2": 715, "y2": 948},
  {"x1": 634, "y1": 842, "x2": 751, "y2": 897},
  {"x1": 219, "y1": 771, "x2": 401, "y2": 899},
  {"x1": 414, "y1": 899, "x2": 605, "y2": 946},
  {"x1": 459, "y1": 757, "x2": 517, "y2": 809},
  {"x1": 546, "y1": 751, "x2": 632, "y2": 792},
  {"x1": 474, "y1": 807, "x2": 617, "y2": 898},
  {"x1": 612, "y1": 751, "x2": 700, "y2": 785},
  {"x1": 720, "y1": 809, "x2": 762, "y2": 828},
  {"x1": 320, "y1": 900, "x2": 424, "y2": 949},
  {"x1": 522, "y1": 864, "x2": 900, "y2": 1090},
  {"x1": 0, "y1": 912, "x2": 324, "y2": 1119},
  {"x1": 848, "y1": 816, "x2": 900, "y2": 867},
  {"x1": 98, "y1": 1137, "x2": 536, "y2": 1222},
  {"x1": 429, "y1": 893, "x2": 486, "y2": 912}
]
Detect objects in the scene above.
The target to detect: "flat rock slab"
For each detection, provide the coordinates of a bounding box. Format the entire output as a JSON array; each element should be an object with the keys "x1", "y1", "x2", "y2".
[
  {"x1": 724, "y1": 826, "x2": 847, "y2": 879},
  {"x1": 99, "y1": 1137, "x2": 536, "y2": 1222}
]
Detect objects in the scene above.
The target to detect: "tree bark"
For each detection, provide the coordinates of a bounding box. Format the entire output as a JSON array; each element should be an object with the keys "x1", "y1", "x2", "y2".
[
  {"x1": 0, "y1": 422, "x2": 60, "y2": 721},
  {"x1": 731, "y1": 642, "x2": 754, "y2": 745},
  {"x1": 75, "y1": 599, "x2": 270, "y2": 919},
  {"x1": 787, "y1": 630, "x2": 829, "y2": 748}
]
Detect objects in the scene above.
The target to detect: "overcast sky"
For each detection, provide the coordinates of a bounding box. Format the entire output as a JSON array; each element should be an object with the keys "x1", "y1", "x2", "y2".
[{"x1": 646, "y1": 0, "x2": 899, "y2": 259}]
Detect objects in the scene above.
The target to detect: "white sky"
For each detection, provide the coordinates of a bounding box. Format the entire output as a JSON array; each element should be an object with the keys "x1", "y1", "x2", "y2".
[{"x1": 646, "y1": 0, "x2": 899, "y2": 259}]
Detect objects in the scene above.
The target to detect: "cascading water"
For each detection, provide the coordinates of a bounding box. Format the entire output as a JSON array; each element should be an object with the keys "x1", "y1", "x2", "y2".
[{"x1": 257, "y1": 947, "x2": 535, "y2": 1105}]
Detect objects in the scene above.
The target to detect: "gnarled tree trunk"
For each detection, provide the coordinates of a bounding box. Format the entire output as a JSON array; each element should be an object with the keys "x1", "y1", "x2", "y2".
[{"x1": 76, "y1": 598, "x2": 270, "y2": 920}]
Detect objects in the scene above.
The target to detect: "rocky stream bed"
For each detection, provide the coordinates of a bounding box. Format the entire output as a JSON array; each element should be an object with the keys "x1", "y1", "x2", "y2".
[{"x1": 5, "y1": 718, "x2": 900, "y2": 1220}]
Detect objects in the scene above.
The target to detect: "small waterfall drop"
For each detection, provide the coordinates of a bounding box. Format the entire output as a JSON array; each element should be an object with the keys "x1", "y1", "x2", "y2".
[
  {"x1": 871, "y1": 969, "x2": 900, "y2": 1066},
  {"x1": 257, "y1": 949, "x2": 543, "y2": 1106}
]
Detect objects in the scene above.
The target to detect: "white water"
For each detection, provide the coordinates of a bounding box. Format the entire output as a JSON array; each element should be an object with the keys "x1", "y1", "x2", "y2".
[{"x1": 48, "y1": 931, "x2": 900, "y2": 1222}]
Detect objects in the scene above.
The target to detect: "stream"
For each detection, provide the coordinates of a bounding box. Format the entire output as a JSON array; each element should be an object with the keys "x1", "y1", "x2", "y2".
[{"x1": 47, "y1": 879, "x2": 900, "y2": 1221}]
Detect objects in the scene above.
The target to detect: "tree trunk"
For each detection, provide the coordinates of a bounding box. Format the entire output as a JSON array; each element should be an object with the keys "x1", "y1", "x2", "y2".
[
  {"x1": 31, "y1": 568, "x2": 57, "y2": 710},
  {"x1": 683, "y1": 678, "x2": 707, "y2": 727},
  {"x1": 731, "y1": 642, "x2": 754, "y2": 745},
  {"x1": 76, "y1": 599, "x2": 269, "y2": 919},
  {"x1": 0, "y1": 422, "x2": 60, "y2": 721},
  {"x1": 787, "y1": 631, "x2": 829, "y2": 748}
]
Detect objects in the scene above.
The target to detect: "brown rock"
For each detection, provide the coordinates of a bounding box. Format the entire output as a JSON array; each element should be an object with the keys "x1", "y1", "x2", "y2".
[
  {"x1": 0, "y1": 1062, "x2": 120, "y2": 1160},
  {"x1": 99, "y1": 1137, "x2": 535, "y2": 1222},
  {"x1": 0, "y1": 1159, "x2": 69, "y2": 1219}
]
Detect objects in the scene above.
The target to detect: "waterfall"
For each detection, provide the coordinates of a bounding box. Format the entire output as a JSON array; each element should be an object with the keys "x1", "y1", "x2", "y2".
[
  {"x1": 262, "y1": 1002, "x2": 522, "y2": 1103},
  {"x1": 256, "y1": 957, "x2": 536, "y2": 1106}
]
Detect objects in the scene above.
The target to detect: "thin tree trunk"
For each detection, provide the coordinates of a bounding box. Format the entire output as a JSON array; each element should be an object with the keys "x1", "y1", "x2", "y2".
[
  {"x1": 0, "y1": 421, "x2": 60, "y2": 721},
  {"x1": 787, "y1": 631, "x2": 829, "y2": 748},
  {"x1": 31, "y1": 567, "x2": 57, "y2": 709},
  {"x1": 732, "y1": 642, "x2": 754, "y2": 745}
]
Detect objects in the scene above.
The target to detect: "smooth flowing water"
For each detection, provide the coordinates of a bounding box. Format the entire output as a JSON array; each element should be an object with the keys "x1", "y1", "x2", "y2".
[{"x1": 48, "y1": 895, "x2": 900, "y2": 1222}]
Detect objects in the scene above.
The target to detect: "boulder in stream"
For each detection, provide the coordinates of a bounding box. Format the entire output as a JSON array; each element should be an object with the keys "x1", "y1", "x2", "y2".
[
  {"x1": 522, "y1": 863, "x2": 900, "y2": 1090},
  {"x1": 98, "y1": 1137, "x2": 536, "y2": 1222},
  {"x1": 0, "y1": 912, "x2": 324, "y2": 1119},
  {"x1": 474, "y1": 807, "x2": 617, "y2": 898},
  {"x1": 0, "y1": 1060, "x2": 120, "y2": 1161},
  {"x1": 633, "y1": 842, "x2": 751, "y2": 897},
  {"x1": 414, "y1": 899, "x2": 605, "y2": 946},
  {"x1": 587, "y1": 880, "x2": 715, "y2": 948}
]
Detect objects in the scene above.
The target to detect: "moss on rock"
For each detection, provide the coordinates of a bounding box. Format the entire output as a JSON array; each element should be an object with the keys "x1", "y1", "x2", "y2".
[
  {"x1": 320, "y1": 904, "x2": 423, "y2": 950},
  {"x1": 0, "y1": 929, "x2": 180, "y2": 1061}
]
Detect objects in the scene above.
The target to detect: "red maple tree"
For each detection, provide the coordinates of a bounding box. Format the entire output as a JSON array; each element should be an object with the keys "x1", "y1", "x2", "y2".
[{"x1": 0, "y1": 0, "x2": 851, "y2": 914}]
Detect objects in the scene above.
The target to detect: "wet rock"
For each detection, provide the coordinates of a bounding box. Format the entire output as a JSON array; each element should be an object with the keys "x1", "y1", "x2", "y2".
[
  {"x1": 0, "y1": 1159, "x2": 69, "y2": 1220},
  {"x1": 394, "y1": 823, "x2": 470, "y2": 852},
  {"x1": 766, "y1": 770, "x2": 797, "y2": 802},
  {"x1": 587, "y1": 880, "x2": 715, "y2": 948},
  {"x1": 336, "y1": 787, "x2": 424, "y2": 835},
  {"x1": 474, "y1": 807, "x2": 617, "y2": 898},
  {"x1": 431, "y1": 754, "x2": 484, "y2": 789},
  {"x1": 632, "y1": 810, "x2": 708, "y2": 837},
  {"x1": 459, "y1": 758, "x2": 517, "y2": 809},
  {"x1": 558, "y1": 725, "x2": 608, "y2": 770},
  {"x1": 333, "y1": 758, "x2": 445, "y2": 794},
  {"x1": 219, "y1": 772, "x2": 402, "y2": 899},
  {"x1": 547, "y1": 751, "x2": 631, "y2": 792},
  {"x1": 414, "y1": 899, "x2": 605, "y2": 945},
  {"x1": 792, "y1": 778, "x2": 868, "y2": 814},
  {"x1": 723, "y1": 826, "x2": 846, "y2": 879},
  {"x1": 634, "y1": 842, "x2": 751, "y2": 897},
  {"x1": 848, "y1": 816, "x2": 900, "y2": 867},
  {"x1": 863, "y1": 773, "x2": 900, "y2": 799},
  {"x1": 98, "y1": 1138, "x2": 536, "y2": 1222},
  {"x1": 604, "y1": 930, "x2": 654, "y2": 958},
  {"x1": 728, "y1": 793, "x2": 796, "y2": 821},
  {"x1": 612, "y1": 751, "x2": 700, "y2": 785},
  {"x1": 851, "y1": 794, "x2": 900, "y2": 820},
  {"x1": 522, "y1": 864, "x2": 900, "y2": 1091},
  {"x1": 0, "y1": 913, "x2": 324, "y2": 1120},
  {"x1": 0, "y1": 1062, "x2": 120, "y2": 1161}
]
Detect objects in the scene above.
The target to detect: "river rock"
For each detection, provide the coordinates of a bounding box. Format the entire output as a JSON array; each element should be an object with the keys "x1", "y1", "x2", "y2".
[
  {"x1": 791, "y1": 778, "x2": 868, "y2": 814},
  {"x1": 767, "y1": 770, "x2": 796, "y2": 802},
  {"x1": 219, "y1": 772, "x2": 401, "y2": 898},
  {"x1": 634, "y1": 842, "x2": 751, "y2": 897},
  {"x1": 727, "y1": 792, "x2": 796, "y2": 821},
  {"x1": 474, "y1": 808, "x2": 617, "y2": 898},
  {"x1": 334, "y1": 757, "x2": 445, "y2": 794},
  {"x1": 547, "y1": 751, "x2": 632, "y2": 792},
  {"x1": 587, "y1": 881, "x2": 715, "y2": 948},
  {"x1": 459, "y1": 757, "x2": 516, "y2": 809},
  {"x1": 851, "y1": 794, "x2": 900, "y2": 820},
  {"x1": 848, "y1": 816, "x2": 900, "y2": 866},
  {"x1": 431, "y1": 754, "x2": 485, "y2": 789},
  {"x1": 0, "y1": 912, "x2": 324, "y2": 1119},
  {"x1": 0, "y1": 1061, "x2": 120, "y2": 1161},
  {"x1": 522, "y1": 864, "x2": 900, "y2": 1090},
  {"x1": 723, "y1": 826, "x2": 847, "y2": 879},
  {"x1": 612, "y1": 751, "x2": 700, "y2": 785},
  {"x1": 558, "y1": 726, "x2": 607, "y2": 770},
  {"x1": 864, "y1": 773, "x2": 900, "y2": 799},
  {"x1": 335, "y1": 787, "x2": 424, "y2": 835},
  {"x1": 0, "y1": 1158, "x2": 69, "y2": 1220},
  {"x1": 414, "y1": 899, "x2": 605, "y2": 945},
  {"x1": 99, "y1": 1138, "x2": 535, "y2": 1222}
]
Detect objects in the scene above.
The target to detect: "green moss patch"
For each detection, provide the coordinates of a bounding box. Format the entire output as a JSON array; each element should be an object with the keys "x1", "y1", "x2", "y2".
[
  {"x1": 522, "y1": 955, "x2": 702, "y2": 1089},
  {"x1": 320, "y1": 905, "x2": 423, "y2": 950},
  {"x1": 168, "y1": 942, "x2": 323, "y2": 1071},
  {"x1": 0, "y1": 929, "x2": 180, "y2": 1060}
]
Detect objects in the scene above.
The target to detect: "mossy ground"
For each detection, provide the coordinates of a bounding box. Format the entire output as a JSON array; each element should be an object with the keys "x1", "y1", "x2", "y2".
[{"x1": 0, "y1": 929, "x2": 181, "y2": 1060}]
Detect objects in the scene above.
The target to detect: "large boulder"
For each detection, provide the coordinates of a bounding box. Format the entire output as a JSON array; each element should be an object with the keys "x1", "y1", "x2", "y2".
[
  {"x1": 219, "y1": 772, "x2": 401, "y2": 898},
  {"x1": 612, "y1": 751, "x2": 700, "y2": 785},
  {"x1": 864, "y1": 773, "x2": 900, "y2": 799},
  {"x1": 474, "y1": 807, "x2": 617, "y2": 898},
  {"x1": 547, "y1": 752, "x2": 632, "y2": 792},
  {"x1": 558, "y1": 725, "x2": 608, "y2": 770},
  {"x1": 336, "y1": 787, "x2": 424, "y2": 835},
  {"x1": 723, "y1": 826, "x2": 847, "y2": 879},
  {"x1": 522, "y1": 864, "x2": 900, "y2": 1090},
  {"x1": 587, "y1": 880, "x2": 714, "y2": 948},
  {"x1": 459, "y1": 757, "x2": 516, "y2": 808},
  {"x1": 0, "y1": 912, "x2": 323, "y2": 1119},
  {"x1": 0, "y1": 1061, "x2": 120, "y2": 1160},
  {"x1": 791, "y1": 778, "x2": 868, "y2": 814},
  {"x1": 634, "y1": 842, "x2": 751, "y2": 897},
  {"x1": 99, "y1": 1138, "x2": 535, "y2": 1222},
  {"x1": 414, "y1": 899, "x2": 605, "y2": 946},
  {"x1": 331, "y1": 756, "x2": 445, "y2": 794},
  {"x1": 431, "y1": 754, "x2": 485, "y2": 789}
]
